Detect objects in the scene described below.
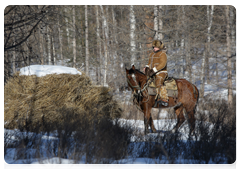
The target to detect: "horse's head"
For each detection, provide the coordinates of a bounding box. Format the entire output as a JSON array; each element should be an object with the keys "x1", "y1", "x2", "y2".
[{"x1": 125, "y1": 65, "x2": 141, "y2": 93}]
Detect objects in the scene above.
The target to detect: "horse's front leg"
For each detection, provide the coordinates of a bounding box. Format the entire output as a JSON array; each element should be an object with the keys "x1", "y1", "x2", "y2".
[
  {"x1": 144, "y1": 117, "x2": 150, "y2": 134},
  {"x1": 143, "y1": 104, "x2": 156, "y2": 134},
  {"x1": 142, "y1": 103, "x2": 150, "y2": 134},
  {"x1": 149, "y1": 115, "x2": 157, "y2": 133}
]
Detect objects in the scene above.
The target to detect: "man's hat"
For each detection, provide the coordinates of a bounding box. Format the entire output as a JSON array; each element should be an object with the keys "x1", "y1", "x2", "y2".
[{"x1": 152, "y1": 40, "x2": 165, "y2": 50}]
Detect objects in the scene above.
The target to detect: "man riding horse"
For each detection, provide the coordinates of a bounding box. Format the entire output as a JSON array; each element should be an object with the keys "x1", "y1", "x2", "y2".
[{"x1": 144, "y1": 40, "x2": 169, "y2": 106}]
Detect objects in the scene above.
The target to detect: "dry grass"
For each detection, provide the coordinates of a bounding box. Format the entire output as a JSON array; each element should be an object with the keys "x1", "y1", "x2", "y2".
[{"x1": 4, "y1": 71, "x2": 122, "y2": 131}]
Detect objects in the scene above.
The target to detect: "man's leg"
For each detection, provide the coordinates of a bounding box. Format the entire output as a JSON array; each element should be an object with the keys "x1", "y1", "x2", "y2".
[{"x1": 155, "y1": 73, "x2": 169, "y2": 104}]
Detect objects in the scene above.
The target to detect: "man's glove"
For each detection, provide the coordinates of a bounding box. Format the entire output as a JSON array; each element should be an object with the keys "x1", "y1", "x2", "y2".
[
  {"x1": 145, "y1": 67, "x2": 150, "y2": 76},
  {"x1": 149, "y1": 69, "x2": 155, "y2": 77}
]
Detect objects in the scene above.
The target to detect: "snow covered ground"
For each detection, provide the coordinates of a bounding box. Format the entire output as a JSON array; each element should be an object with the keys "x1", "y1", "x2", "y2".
[
  {"x1": 4, "y1": 119, "x2": 223, "y2": 169},
  {"x1": 4, "y1": 65, "x2": 236, "y2": 166},
  {"x1": 4, "y1": 119, "x2": 212, "y2": 169}
]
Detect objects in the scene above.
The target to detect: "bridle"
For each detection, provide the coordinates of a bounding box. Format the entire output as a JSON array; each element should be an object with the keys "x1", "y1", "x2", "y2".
[
  {"x1": 127, "y1": 73, "x2": 141, "y2": 92},
  {"x1": 126, "y1": 70, "x2": 151, "y2": 103}
]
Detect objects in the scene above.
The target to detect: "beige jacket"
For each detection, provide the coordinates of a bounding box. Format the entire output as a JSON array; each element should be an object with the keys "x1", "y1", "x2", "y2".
[{"x1": 145, "y1": 50, "x2": 167, "y2": 74}]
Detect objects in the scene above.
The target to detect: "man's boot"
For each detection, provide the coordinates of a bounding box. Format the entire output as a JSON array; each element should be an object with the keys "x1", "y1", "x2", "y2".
[
  {"x1": 153, "y1": 88, "x2": 160, "y2": 107},
  {"x1": 160, "y1": 86, "x2": 169, "y2": 106}
]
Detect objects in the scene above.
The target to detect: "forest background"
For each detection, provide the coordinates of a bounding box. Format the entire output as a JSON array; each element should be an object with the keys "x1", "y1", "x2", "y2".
[{"x1": 4, "y1": 5, "x2": 236, "y2": 107}]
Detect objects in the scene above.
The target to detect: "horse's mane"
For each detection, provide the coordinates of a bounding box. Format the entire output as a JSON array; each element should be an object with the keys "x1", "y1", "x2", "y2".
[{"x1": 129, "y1": 68, "x2": 146, "y2": 76}]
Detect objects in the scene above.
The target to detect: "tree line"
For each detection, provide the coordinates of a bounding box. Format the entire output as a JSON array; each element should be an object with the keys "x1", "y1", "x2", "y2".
[{"x1": 4, "y1": 5, "x2": 236, "y2": 107}]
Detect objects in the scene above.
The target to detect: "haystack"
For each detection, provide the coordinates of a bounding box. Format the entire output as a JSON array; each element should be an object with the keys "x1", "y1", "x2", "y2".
[{"x1": 4, "y1": 71, "x2": 122, "y2": 131}]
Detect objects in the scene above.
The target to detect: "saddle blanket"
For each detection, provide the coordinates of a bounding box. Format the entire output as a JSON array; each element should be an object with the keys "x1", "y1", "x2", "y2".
[{"x1": 148, "y1": 78, "x2": 178, "y2": 98}]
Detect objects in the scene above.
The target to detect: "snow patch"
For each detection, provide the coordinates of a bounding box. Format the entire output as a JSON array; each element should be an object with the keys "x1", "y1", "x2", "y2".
[{"x1": 20, "y1": 65, "x2": 82, "y2": 77}]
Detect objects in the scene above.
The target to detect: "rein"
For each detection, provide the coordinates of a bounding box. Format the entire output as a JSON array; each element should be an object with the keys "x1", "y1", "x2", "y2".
[
  {"x1": 127, "y1": 71, "x2": 153, "y2": 108},
  {"x1": 127, "y1": 74, "x2": 141, "y2": 91}
]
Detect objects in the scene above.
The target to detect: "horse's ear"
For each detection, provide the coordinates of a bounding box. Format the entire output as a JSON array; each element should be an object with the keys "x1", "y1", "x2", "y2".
[
  {"x1": 125, "y1": 68, "x2": 129, "y2": 74},
  {"x1": 132, "y1": 65, "x2": 135, "y2": 70}
]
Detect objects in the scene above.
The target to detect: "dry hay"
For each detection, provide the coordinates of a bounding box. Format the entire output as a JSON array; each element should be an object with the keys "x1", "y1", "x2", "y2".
[{"x1": 4, "y1": 72, "x2": 122, "y2": 131}]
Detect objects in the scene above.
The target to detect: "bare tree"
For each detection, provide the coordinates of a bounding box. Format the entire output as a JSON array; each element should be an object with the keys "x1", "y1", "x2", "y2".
[
  {"x1": 64, "y1": 7, "x2": 70, "y2": 47},
  {"x1": 206, "y1": 5, "x2": 214, "y2": 84},
  {"x1": 85, "y1": 5, "x2": 89, "y2": 75},
  {"x1": 38, "y1": 25, "x2": 44, "y2": 65},
  {"x1": 111, "y1": 6, "x2": 119, "y2": 86},
  {"x1": 95, "y1": 5, "x2": 102, "y2": 85},
  {"x1": 72, "y1": 5, "x2": 77, "y2": 68},
  {"x1": 12, "y1": 36, "x2": 16, "y2": 73},
  {"x1": 100, "y1": 5, "x2": 109, "y2": 87},
  {"x1": 225, "y1": 5, "x2": 233, "y2": 108},
  {"x1": 158, "y1": 5, "x2": 163, "y2": 40},
  {"x1": 58, "y1": 13, "x2": 63, "y2": 65},
  {"x1": 4, "y1": 5, "x2": 236, "y2": 98},
  {"x1": 200, "y1": 5, "x2": 214, "y2": 97},
  {"x1": 153, "y1": 5, "x2": 158, "y2": 40},
  {"x1": 180, "y1": 6, "x2": 186, "y2": 77},
  {"x1": 53, "y1": 36, "x2": 57, "y2": 65},
  {"x1": 4, "y1": 6, "x2": 49, "y2": 51},
  {"x1": 129, "y1": 5, "x2": 136, "y2": 64},
  {"x1": 46, "y1": 24, "x2": 52, "y2": 65}
]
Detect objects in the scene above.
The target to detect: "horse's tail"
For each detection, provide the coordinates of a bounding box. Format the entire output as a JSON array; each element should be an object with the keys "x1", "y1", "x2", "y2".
[{"x1": 194, "y1": 84, "x2": 200, "y2": 113}]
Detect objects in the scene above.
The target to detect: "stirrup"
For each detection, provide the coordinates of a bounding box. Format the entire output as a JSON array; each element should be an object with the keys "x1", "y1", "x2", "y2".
[
  {"x1": 161, "y1": 101, "x2": 168, "y2": 106},
  {"x1": 160, "y1": 99, "x2": 168, "y2": 106},
  {"x1": 153, "y1": 98, "x2": 168, "y2": 107}
]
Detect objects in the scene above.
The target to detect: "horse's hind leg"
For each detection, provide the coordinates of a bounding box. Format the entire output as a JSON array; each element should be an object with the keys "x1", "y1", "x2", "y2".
[
  {"x1": 186, "y1": 110, "x2": 196, "y2": 134},
  {"x1": 149, "y1": 115, "x2": 157, "y2": 133},
  {"x1": 172, "y1": 106, "x2": 185, "y2": 133}
]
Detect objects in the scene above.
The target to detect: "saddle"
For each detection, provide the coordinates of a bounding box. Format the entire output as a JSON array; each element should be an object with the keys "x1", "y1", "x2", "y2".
[{"x1": 147, "y1": 77, "x2": 178, "y2": 99}]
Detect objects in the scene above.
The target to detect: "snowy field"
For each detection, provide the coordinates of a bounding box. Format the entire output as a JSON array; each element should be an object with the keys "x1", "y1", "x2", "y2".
[
  {"x1": 4, "y1": 117, "x2": 231, "y2": 165},
  {"x1": 4, "y1": 119, "x2": 215, "y2": 164},
  {"x1": 4, "y1": 65, "x2": 236, "y2": 166}
]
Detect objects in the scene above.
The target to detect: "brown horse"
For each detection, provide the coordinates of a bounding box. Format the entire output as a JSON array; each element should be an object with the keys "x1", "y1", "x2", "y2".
[{"x1": 126, "y1": 65, "x2": 199, "y2": 134}]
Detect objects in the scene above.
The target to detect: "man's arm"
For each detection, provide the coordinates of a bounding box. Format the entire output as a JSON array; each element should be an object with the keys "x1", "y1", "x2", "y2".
[{"x1": 153, "y1": 53, "x2": 167, "y2": 72}]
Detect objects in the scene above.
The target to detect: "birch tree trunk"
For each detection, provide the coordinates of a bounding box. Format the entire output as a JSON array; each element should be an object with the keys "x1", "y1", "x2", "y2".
[
  {"x1": 230, "y1": 6, "x2": 235, "y2": 49},
  {"x1": 111, "y1": 6, "x2": 119, "y2": 80},
  {"x1": 200, "y1": 5, "x2": 214, "y2": 97},
  {"x1": 100, "y1": 5, "x2": 109, "y2": 87},
  {"x1": 46, "y1": 25, "x2": 51, "y2": 65},
  {"x1": 23, "y1": 25, "x2": 30, "y2": 66},
  {"x1": 12, "y1": 35, "x2": 16, "y2": 73},
  {"x1": 64, "y1": 7, "x2": 70, "y2": 47},
  {"x1": 77, "y1": 7, "x2": 83, "y2": 70},
  {"x1": 95, "y1": 5, "x2": 102, "y2": 85},
  {"x1": 72, "y1": 5, "x2": 77, "y2": 68},
  {"x1": 225, "y1": 5, "x2": 233, "y2": 108},
  {"x1": 230, "y1": 6, "x2": 236, "y2": 79},
  {"x1": 180, "y1": 6, "x2": 185, "y2": 77},
  {"x1": 12, "y1": 47, "x2": 16, "y2": 73},
  {"x1": 185, "y1": 38, "x2": 192, "y2": 82},
  {"x1": 38, "y1": 25, "x2": 44, "y2": 65},
  {"x1": 52, "y1": 36, "x2": 56, "y2": 65},
  {"x1": 200, "y1": 49, "x2": 206, "y2": 98},
  {"x1": 129, "y1": 5, "x2": 136, "y2": 65},
  {"x1": 58, "y1": 12, "x2": 63, "y2": 65},
  {"x1": 180, "y1": 38, "x2": 185, "y2": 78},
  {"x1": 158, "y1": 5, "x2": 163, "y2": 40},
  {"x1": 37, "y1": 6, "x2": 44, "y2": 65},
  {"x1": 85, "y1": 5, "x2": 89, "y2": 75},
  {"x1": 206, "y1": 5, "x2": 214, "y2": 84},
  {"x1": 41, "y1": 26, "x2": 47, "y2": 65},
  {"x1": 153, "y1": 5, "x2": 158, "y2": 40}
]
